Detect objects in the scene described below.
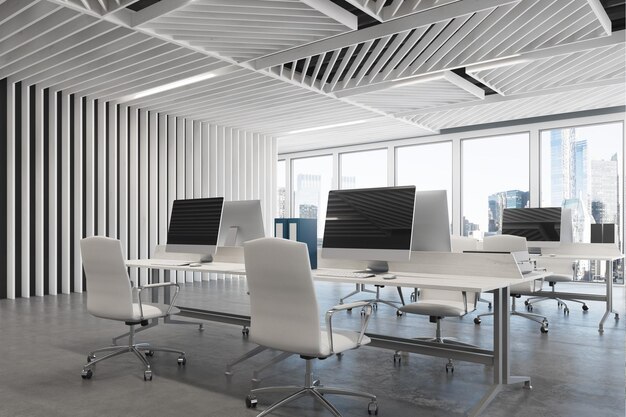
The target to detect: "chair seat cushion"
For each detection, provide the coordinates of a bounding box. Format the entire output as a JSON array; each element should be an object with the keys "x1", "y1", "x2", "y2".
[
  {"x1": 400, "y1": 300, "x2": 467, "y2": 317},
  {"x1": 319, "y1": 329, "x2": 371, "y2": 357},
  {"x1": 546, "y1": 274, "x2": 572, "y2": 283},
  {"x1": 131, "y1": 303, "x2": 180, "y2": 321}
]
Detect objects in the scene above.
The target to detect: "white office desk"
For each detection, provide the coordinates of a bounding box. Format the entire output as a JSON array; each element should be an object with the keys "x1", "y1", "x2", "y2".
[
  {"x1": 531, "y1": 243, "x2": 623, "y2": 333},
  {"x1": 127, "y1": 253, "x2": 546, "y2": 417}
]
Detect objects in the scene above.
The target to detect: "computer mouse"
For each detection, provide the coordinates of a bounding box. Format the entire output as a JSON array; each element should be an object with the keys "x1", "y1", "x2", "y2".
[
  {"x1": 189, "y1": 262, "x2": 202, "y2": 267},
  {"x1": 382, "y1": 274, "x2": 396, "y2": 280}
]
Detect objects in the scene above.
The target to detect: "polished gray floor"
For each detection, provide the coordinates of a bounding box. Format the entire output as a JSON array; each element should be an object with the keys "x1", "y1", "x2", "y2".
[{"x1": 0, "y1": 277, "x2": 623, "y2": 417}]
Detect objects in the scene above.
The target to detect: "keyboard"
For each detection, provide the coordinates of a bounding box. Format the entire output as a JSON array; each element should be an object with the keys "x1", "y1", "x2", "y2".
[
  {"x1": 150, "y1": 260, "x2": 191, "y2": 267},
  {"x1": 316, "y1": 271, "x2": 375, "y2": 279}
]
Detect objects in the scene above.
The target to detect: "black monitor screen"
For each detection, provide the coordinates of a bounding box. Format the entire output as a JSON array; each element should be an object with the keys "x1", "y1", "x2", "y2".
[
  {"x1": 322, "y1": 186, "x2": 416, "y2": 250},
  {"x1": 167, "y1": 197, "x2": 224, "y2": 245},
  {"x1": 501, "y1": 207, "x2": 561, "y2": 242}
]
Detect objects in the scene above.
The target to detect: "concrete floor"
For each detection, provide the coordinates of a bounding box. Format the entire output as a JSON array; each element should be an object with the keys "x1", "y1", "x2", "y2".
[{"x1": 0, "y1": 277, "x2": 623, "y2": 417}]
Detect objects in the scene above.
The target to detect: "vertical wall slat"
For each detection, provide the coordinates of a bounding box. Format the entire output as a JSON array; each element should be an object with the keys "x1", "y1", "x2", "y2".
[
  {"x1": 21, "y1": 83, "x2": 30, "y2": 298},
  {"x1": 176, "y1": 117, "x2": 185, "y2": 283},
  {"x1": 158, "y1": 113, "x2": 167, "y2": 245},
  {"x1": 47, "y1": 90, "x2": 57, "y2": 296},
  {"x1": 84, "y1": 98, "x2": 95, "y2": 241},
  {"x1": 139, "y1": 109, "x2": 149, "y2": 285},
  {"x1": 149, "y1": 111, "x2": 158, "y2": 259},
  {"x1": 201, "y1": 123, "x2": 209, "y2": 198},
  {"x1": 0, "y1": 79, "x2": 8, "y2": 300},
  {"x1": 96, "y1": 100, "x2": 106, "y2": 236},
  {"x1": 34, "y1": 86, "x2": 44, "y2": 296},
  {"x1": 128, "y1": 107, "x2": 138, "y2": 283},
  {"x1": 73, "y1": 94, "x2": 83, "y2": 293},
  {"x1": 209, "y1": 124, "x2": 218, "y2": 198},
  {"x1": 118, "y1": 105, "x2": 128, "y2": 256},
  {"x1": 108, "y1": 102, "x2": 117, "y2": 239},
  {"x1": 245, "y1": 132, "x2": 253, "y2": 200},
  {"x1": 60, "y1": 91, "x2": 70, "y2": 294},
  {"x1": 192, "y1": 120, "x2": 201, "y2": 281},
  {"x1": 6, "y1": 79, "x2": 15, "y2": 299},
  {"x1": 185, "y1": 119, "x2": 194, "y2": 282}
]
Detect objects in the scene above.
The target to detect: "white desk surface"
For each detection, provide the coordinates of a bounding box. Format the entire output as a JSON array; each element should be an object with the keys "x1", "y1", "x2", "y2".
[
  {"x1": 126, "y1": 259, "x2": 547, "y2": 293},
  {"x1": 126, "y1": 259, "x2": 246, "y2": 275},
  {"x1": 314, "y1": 268, "x2": 546, "y2": 293}
]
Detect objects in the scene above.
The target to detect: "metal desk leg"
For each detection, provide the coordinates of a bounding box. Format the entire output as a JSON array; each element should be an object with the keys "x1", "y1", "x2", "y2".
[
  {"x1": 599, "y1": 260, "x2": 619, "y2": 334},
  {"x1": 468, "y1": 286, "x2": 531, "y2": 417},
  {"x1": 163, "y1": 270, "x2": 204, "y2": 331}
]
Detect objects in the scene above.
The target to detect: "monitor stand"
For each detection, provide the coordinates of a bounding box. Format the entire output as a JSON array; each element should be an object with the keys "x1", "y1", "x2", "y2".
[
  {"x1": 200, "y1": 254, "x2": 213, "y2": 263},
  {"x1": 366, "y1": 260, "x2": 389, "y2": 273}
]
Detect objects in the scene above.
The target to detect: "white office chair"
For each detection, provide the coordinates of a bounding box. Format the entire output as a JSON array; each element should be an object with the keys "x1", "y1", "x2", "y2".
[
  {"x1": 243, "y1": 237, "x2": 378, "y2": 416},
  {"x1": 473, "y1": 235, "x2": 549, "y2": 333},
  {"x1": 80, "y1": 236, "x2": 186, "y2": 381},
  {"x1": 395, "y1": 247, "x2": 479, "y2": 373},
  {"x1": 525, "y1": 258, "x2": 588, "y2": 314}
]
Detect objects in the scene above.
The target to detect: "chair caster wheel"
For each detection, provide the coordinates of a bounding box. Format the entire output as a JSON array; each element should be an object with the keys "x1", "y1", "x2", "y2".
[
  {"x1": 396, "y1": 310, "x2": 403, "y2": 317},
  {"x1": 177, "y1": 356, "x2": 186, "y2": 366},
  {"x1": 564, "y1": 308, "x2": 569, "y2": 315},
  {"x1": 372, "y1": 303, "x2": 378, "y2": 311},
  {"x1": 524, "y1": 300, "x2": 529, "y2": 306},
  {"x1": 527, "y1": 305, "x2": 533, "y2": 311},
  {"x1": 242, "y1": 327, "x2": 249, "y2": 337},
  {"x1": 473, "y1": 317, "x2": 481, "y2": 325},
  {"x1": 144, "y1": 371, "x2": 152, "y2": 381},
  {"x1": 144, "y1": 350, "x2": 154, "y2": 357},
  {"x1": 368, "y1": 401, "x2": 378, "y2": 415},
  {"x1": 347, "y1": 308, "x2": 352, "y2": 313},
  {"x1": 582, "y1": 305, "x2": 589, "y2": 311},
  {"x1": 445, "y1": 363, "x2": 454, "y2": 373},
  {"x1": 81, "y1": 369, "x2": 93, "y2": 379},
  {"x1": 198, "y1": 324, "x2": 204, "y2": 331},
  {"x1": 87, "y1": 354, "x2": 95, "y2": 363},
  {"x1": 540, "y1": 326, "x2": 548, "y2": 333},
  {"x1": 245, "y1": 395, "x2": 258, "y2": 408},
  {"x1": 393, "y1": 353, "x2": 401, "y2": 365}
]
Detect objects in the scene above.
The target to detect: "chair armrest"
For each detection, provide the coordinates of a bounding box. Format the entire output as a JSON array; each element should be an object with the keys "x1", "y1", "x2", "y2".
[
  {"x1": 325, "y1": 301, "x2": 373, "y2": 354},
  {"x1": 135, "y1": 282, "x2": 180, "y2": 318}
]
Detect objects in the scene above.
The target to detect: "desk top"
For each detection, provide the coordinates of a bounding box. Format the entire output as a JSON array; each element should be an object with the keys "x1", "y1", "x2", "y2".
[
  {"x1": 127, "y1": 259, "x2": 547, "y2": 293},
  {"x1": 126, "y1": 259, "x2": 247, "y2": 275},
  {"x1": 538, "y1": 243, "x2": 623, "y2": 261}
]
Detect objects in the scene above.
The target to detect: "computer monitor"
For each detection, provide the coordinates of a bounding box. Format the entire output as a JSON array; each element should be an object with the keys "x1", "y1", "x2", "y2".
[
  {"x1": 501, "y1": 207, "x2": 573, "y2": 249},
  {"x1": 166, "y1": 197, "x2": 224, "y2": 262},
  {"x1": 411, "y1": 190, "x2": 451, "y2": 252},
  {"x1": 321, "y1": 186, "x2": 416, "y2": 272},
  {"x1": 217, "y1": 200, "x2": 266, "y2": 246}
]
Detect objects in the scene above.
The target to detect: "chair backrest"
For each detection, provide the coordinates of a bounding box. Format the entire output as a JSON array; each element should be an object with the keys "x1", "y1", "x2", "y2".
[
  {"x1": 80, "y1": 236, "x2": 134, "y2": 320},
  {"x1": 483, "y1": 234, "x2": 528, "y2": 252},
  {"x1": 483, "y1": 235, "x2": 540, "y2": 292},
  {"x1": 450, "y1": 235, "x2": 479, "y2": 253},
  {"x1": 244, "y1": 237, "x2": 322, "y2": 355}
]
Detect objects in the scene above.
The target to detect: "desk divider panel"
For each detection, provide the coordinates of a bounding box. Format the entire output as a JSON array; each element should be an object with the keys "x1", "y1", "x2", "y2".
[{"x1": 389, "y1": 252, "x2": 523, "y2": 280}]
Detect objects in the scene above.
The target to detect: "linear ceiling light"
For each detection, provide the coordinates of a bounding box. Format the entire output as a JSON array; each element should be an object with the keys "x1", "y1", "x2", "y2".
[
  {"x1": 284, "y1": 119, "x2": 370, "y2": 135},
  {"x1": 465, "y1": 55, "x2": 529, "y2": 73},
  {"x1": 129, "y1": 72, "x2": 216, "y2": 100}
]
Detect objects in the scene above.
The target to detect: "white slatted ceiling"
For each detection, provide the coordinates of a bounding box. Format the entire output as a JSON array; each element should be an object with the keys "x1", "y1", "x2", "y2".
[
  {"x1": 139, "y1": 0, "x2": 353, "y2": 61},
  {"x1": 406, "y1": 85, "x2": 626, "y2": 131},
  {"x1": 0, "y1": 0, "x2": 621, "y2": 154},
  {"x1": 468, "y1": 44, "x2": 626, "y2": 96},
  {"x1": 263, "y1": 0, "x2": 611, "y2": 97},
  {"x1": 344, "y1": 0, "x2": 459, "y2": 22},
  {"x1": 125, "y1": 68, "x2": 381, "y2": 136},
  {"x1": 347, "y1": 77, "x2": 482, "y2": 113}
]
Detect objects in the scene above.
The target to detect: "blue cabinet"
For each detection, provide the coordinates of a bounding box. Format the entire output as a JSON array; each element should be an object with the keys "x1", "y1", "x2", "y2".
[{"x1": 274, "y1": 218, "x2": 317, "y2": 269}]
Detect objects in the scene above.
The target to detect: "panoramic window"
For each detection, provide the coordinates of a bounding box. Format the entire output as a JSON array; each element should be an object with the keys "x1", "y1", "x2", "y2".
[
  {"x1": 461, "y1": 133, "x2": 530, "y2": 237},
  {"x1": 292, "y1": 155, "x2": 333, "y2": 240},
  {"x1": 276, "y1": 160, "x2": 286, "y2": 218},
  {"x1": 339, "y1": 149, "x2": 387, "y2": 189},
  {"x1": 396, "y1": 141, "x2": 453, "y2": 222},
  {"x1": 540, "y1": 122, "x2": 624, "y2": 283}
]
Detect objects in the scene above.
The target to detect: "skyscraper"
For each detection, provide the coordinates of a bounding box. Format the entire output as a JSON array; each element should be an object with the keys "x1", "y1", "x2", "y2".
[
  {"x1": 295, "y1": 174, "x2": 321, "y2": 219},
  {"x1": 488, "y1": 190, "x2": 529, "y2": 233},
  {"x1": 590, "y1": 153, "x2": 619, "y2": 224}
]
